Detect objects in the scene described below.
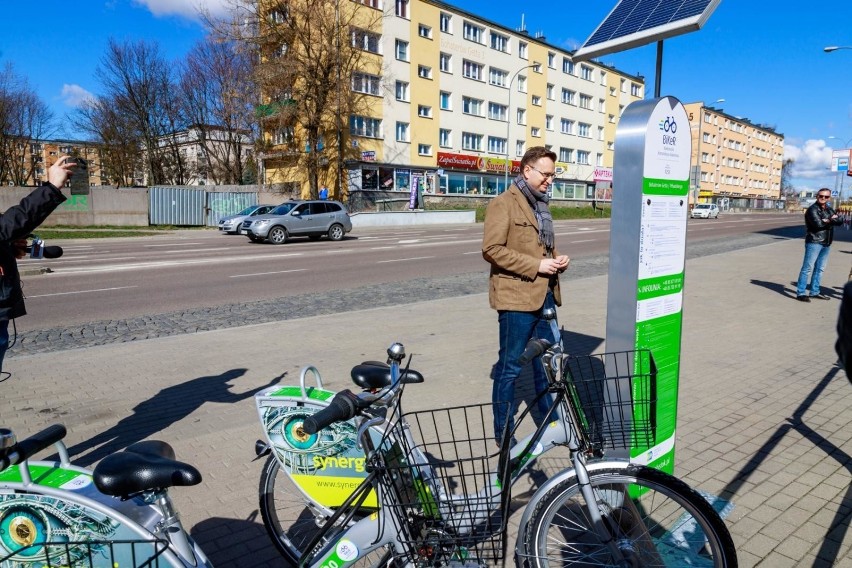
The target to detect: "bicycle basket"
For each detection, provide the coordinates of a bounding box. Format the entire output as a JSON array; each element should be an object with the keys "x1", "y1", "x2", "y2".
[
  {"x1": 561, "y1": 349, "x2": 657, "y2": 451},
  {"x1": 0, "y1": 538, "x2": 169, "y2": 568},
  {"x1": 376, "y1": 403, "x2": 511, "y2": 566}
]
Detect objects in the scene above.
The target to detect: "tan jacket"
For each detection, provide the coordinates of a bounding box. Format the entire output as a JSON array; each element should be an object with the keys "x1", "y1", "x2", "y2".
[{"x1": 482, "y1": 185, "x2": 562, "y2": 311}]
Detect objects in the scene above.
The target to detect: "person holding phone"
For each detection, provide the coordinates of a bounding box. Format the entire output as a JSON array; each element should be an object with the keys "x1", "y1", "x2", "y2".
[{"x1": 0, "y1": 156, "x2": 74, "y2": 374}]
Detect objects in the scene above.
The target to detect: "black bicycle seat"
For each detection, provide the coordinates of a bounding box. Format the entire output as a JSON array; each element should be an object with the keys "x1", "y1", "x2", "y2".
[
  {"x1": 93, "y1": 440, "x2": 202, "y2": 498},
  {"x1": 351, "y1": 361, "x2": 424, "y2": 389}
]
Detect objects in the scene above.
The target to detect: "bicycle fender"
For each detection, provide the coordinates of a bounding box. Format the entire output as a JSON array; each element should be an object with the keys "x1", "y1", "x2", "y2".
[{"x1": 514, "y1": 459, "x2": 636, "y2": 546}]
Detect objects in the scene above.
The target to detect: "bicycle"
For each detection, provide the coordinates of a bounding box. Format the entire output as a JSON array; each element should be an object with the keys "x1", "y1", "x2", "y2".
[
  {"x1": 255, "y1": 340, "x2": 737, "y2": 567},
  {"x1": 0, "y1": 423, "x2": 213, "y2": 567}
]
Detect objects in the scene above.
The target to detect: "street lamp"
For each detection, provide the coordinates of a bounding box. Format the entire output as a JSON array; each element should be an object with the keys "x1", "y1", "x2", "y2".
[
  {"x1": 824, "y1": 46, "x2": 852, "y2": 53},
  {"x1": 503, "y1": 63, "x2": 538, "y2": 193}
]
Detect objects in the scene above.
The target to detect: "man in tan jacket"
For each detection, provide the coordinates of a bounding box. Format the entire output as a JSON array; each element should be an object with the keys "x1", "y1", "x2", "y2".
[{"x1": 482, "y1": 146, "x2": 569, "y2": 445}]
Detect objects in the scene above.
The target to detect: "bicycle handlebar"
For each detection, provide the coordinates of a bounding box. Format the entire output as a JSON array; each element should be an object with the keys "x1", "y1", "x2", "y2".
[
  {"x1": 519, "y1": 338, "x2": 555, "y2": 365},
  {"x1": 302, "y1": 390, "x2": 362, "y2": 435},
  {"x1": 0, "y1": 424, "x2": 66, "y2": 470}
]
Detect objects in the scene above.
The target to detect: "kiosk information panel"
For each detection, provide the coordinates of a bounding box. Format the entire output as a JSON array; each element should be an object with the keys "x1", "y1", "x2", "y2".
[{"x1": 605, "y1": 96, "x2": 691, "y2": 474}]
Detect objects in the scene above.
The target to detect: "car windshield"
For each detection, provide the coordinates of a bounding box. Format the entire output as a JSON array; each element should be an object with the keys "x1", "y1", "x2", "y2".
[
  {"x1": 270, "y1": 203, "x2": 297, "y2": 215},
  {"x1": 236, "y1": 206, "x2": 257, "y2": 215},
  {"x1": 695, "y1": 205, "x2": 711, "y2": 209}
]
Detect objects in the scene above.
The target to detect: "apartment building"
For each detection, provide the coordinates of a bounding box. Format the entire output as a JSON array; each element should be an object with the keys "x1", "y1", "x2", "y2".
[
  {"x1": 684, "y1": 102, "x2": 784, "y2": 208},
  {"x1": 6, "y1": 140, "x2": 109, "y2": 189},
  {"x1": 263, "y1": 0, "x2": 644, "y2": 200}
]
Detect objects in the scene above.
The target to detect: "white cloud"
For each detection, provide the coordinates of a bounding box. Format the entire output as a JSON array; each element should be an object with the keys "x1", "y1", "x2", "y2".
[
  {"x1": 785, "y1": 139, "x2": 833, "y2": 179},
  {"x1": 60, "y1": 84, "x2": 94, "y2": 108},
  {"x1": 133, "y1": 0, "x2": 230, "y2": 21}
]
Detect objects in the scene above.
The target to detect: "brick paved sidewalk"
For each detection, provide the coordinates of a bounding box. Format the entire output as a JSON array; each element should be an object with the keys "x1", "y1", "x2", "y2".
[{"x1": 3, "y1": 236, "x2": 852, "y2": 567}]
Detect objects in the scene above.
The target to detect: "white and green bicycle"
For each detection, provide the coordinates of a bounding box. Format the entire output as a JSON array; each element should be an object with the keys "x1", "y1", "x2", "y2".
[{"x1": 254, "y1": 340, "x2": 737, "y2": 567}]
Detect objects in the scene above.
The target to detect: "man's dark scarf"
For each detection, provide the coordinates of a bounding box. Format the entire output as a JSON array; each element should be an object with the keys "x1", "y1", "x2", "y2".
[{"x1": 515, "y1": 175, "x2": 555, "y2": 252}]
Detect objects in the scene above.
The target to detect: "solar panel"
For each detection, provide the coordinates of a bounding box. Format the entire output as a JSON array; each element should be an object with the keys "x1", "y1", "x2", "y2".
[{"x1": 573, "y1": 0, "x2": 721, "y2": 62}]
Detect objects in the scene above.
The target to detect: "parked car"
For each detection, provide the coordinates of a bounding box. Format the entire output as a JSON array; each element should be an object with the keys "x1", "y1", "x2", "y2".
[
  {"x1": 690, "y1": 203, "x2": 720, "y2": 219},
  {"x1": 218, "y1": 204, "x2": 277, "y2": 234},
  {"x1": 243, "y1": 200, "x2": 353, "y2": 244}
]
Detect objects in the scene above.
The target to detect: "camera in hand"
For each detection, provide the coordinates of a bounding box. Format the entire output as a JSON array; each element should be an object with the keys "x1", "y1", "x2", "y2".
[
  {"x1": 27, "y1": 236, "x2": 63, "y2": 260},
  {"x1": 67, "y1": 157, "x2": 87, "y2": 171},
  {"x1": 67, "y1": 156, "x2": 90, "y2": 195}
]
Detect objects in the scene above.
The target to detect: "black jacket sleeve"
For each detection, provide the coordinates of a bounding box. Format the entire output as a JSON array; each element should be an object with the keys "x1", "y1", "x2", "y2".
[
  {"x1": 0, "y1": 183, "x2": 67, "y2": 243},
  {"x1": 837, "y1": 281, "x2": 852, "y2": 384}
]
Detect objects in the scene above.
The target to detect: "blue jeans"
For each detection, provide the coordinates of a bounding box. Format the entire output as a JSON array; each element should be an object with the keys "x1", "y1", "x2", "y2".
[
  {"x1": 0, "y1": 320, "x2": 8, "y2": 373},
  {"x1": 491, "y1": 291, "x2": 558, "y2": 442},
  {"x1": 796, "y1": 242, "x2": 831, "y2": 296}
]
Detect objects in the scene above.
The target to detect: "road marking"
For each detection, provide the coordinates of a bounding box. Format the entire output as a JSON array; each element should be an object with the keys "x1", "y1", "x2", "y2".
[
  {"x1": 28, "y1": 286, "x2": 139, "y2": 298},
  {"x1": 52, "y1": 253, "x2": 304, "y2": 274},
  {"x1": 377, "y1": 256, "x2": 435, "y2": 264},
  {"x1": 570, "y1": 239, "x2": 595, "y2": 244},
  {"x1": 163, "y1": 247, "x2": 235, "y2": 254},
  {"x1": 463, "y1": 251, "x2": 481, "y2": 255},
  {"x1": 230, "y1": 269, "x2": 308, "y2": 278},
  {"x1": 145, "y1": 242, "x2": 202, "y2": 247},
  {"x1": 398, "y1": 239, "x2": 423, "y2": 244}
]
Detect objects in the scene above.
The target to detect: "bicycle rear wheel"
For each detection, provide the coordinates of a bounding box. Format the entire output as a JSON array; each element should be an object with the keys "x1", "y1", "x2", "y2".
[
  {"x1": 258, "y1": 454, "x2": 393, "y2": 566},
  {"x1": 520, "y1": 465, "x2": 737, "y2": 567}
]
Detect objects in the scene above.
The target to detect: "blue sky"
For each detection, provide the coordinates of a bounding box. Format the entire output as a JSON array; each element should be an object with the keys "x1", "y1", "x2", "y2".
[{"x1": 3, "y1": 0, "x2": 852, "y2": 192}]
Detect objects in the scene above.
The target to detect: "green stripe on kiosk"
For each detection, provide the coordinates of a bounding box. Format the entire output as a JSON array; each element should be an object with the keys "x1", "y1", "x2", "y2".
[{"x1": 605, "y1": 96, "x2": 691, "y2": 474}]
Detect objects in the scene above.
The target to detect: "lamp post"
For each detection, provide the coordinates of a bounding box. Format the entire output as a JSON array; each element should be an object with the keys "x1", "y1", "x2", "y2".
[
  {"x1": 824, "y1": 46, "x2": 852, "y2": 53},
  {"x1": 692, "y1": 99, "x2": 725, "y2": 206},
  {"x1": 503, "y1": 63, "x2": 538, "y2": 193}
]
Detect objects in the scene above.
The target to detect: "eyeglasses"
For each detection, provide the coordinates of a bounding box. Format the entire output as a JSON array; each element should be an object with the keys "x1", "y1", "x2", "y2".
[
  {"x1": 530, "y1": 166, "x2": 557, "y2": 180},
  {"x1": 817, "y1": 195, "x2": 831, "y2": 199}
]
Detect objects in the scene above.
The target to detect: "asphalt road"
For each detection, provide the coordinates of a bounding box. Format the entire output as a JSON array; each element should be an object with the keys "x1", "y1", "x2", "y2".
[{"x1": 10, "y1": 213, "x2": 801, "y2": 357}]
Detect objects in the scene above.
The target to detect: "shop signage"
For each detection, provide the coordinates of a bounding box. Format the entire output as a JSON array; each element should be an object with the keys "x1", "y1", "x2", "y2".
[
  {"x1": 361, "y1": 150, "x2": 376, "y2": 162},
  {"x1": 436, "y1": 152, "x2": 521, "y2": 174},
  {"x1": 593, "y1": 167, "x2": 613, "y2": 182}
]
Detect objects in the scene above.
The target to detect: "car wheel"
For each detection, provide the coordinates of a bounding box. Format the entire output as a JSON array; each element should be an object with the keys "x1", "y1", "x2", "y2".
[
  {"x1": 268, "y1": 226, "x2": 289, "y2": 244},
  {"x1": 328, "y1": 224, "x2": 345, "y2": 241}
]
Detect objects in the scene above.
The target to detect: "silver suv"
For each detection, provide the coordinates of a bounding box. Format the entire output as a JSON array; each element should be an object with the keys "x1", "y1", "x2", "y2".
[{"x1": 243, "y1": 200, "x2": 353, "y2": 244}]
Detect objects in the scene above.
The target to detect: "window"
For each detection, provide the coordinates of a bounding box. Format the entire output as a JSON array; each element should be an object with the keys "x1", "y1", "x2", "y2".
[
  {"x1": 516, "y1": 139, "x2": 525, "y2": 157},
  {"x1": 439, "y1": 91, "x2": 452, "y2": 110},
  {"x1": 531, "y1": 95, "x2": 541, "y2": 106},
  {"x1": 578, "y1": 123, "x2": 591, "y2": 137},
  {"x1": 547, "y1": 52, "x2": 556, "y2": 68},
  {"x1": 350, "y1": 115, "x2": 382, "y2": 138},
  {"x1": 489, "y1": 67, "x2": 508, "y2": 87},
  {"x1": 395, "y1": 0, "x2": 408, "y2": 18},
  {"x1": 580, "y1": 65, "x2": 593, "y2": 80},
  {"x1": 395, "y1": 80, "x2": 409, "y2": 101},
  {"x1": 395, "y1": 39, "x2": 409, "y2": 61},
  {"x1": 440, "y1": 12, "x2": 452, "y2": 33},
  {"x1": 269, "y1": 7, "x2": 288, "y2": 23},
  {"x1": 356, "y1": 0, "x2": 381, "y2": 8},
  {"x1": 462, "y1": 132, "x2": 483, "y2": 151},
  {"x1": 545, "y1": 115, "x2": 554, "y2": 131},
  {"x1": 562, "y1": 58, "x2": 574, "y2": 74},
  {"x1": 396, "y1": 121, "x2": 409, "y2": 142},
  {"x1": 418, "y1": 105, "x2": 432, "y2": 118},
  {"x1": 439, "y1": 52, "x2": 452, "y2": 72},
  {"x1": 463, "y1": 21, "x2": 484, "y2": 43},
  {"x1": 579, "y1": 94, "x2": 592, "y2": 109},
  {"x1": 462, "y1": 96, "x2": 484, "y2": 116},
  {"x1": 577, "y1": 150, "x2": 590, "y2": 164},
  {"x1": 517, "y1": 108, "x2": 526, "y2": 125},
  {"x1": 531, "y1": 126, "x2": 541, "y2": 137},
  {"x1": 532, "y1": 62, "x2": 542, "y2": 73},
  {"x1": 559, "y1": 147, "x2": 573, "y2": 163},
  {"x1": 561, "y1": 89, "x2": 575, "y2": 105},
  {"x1": 488, "y1": 102, "x2": 507, "y2": 121},
  {"x1": 620, "y1": 78, "x2": 627, "y2": 93},
  {"x1": 631, "y1": 83, "x2": 641, "y2": 97},
  {"x1": 491, "y1": 32, "x2": 509, "y2": 52},
  {"x1": 272, "y1": 43, "x2": 288, "y2": 58},
  {"x1": 598, "y1": 126, "x2": 604, "y2": 141},
  {"x1": 599, "y1": 98, "x2": 605, "y2": 112},
  {"x1": 439, "y1": 128, "x2": 452, "y2": 148},
  {"x1": 418, "y1": 65, "x2": 432, "y2": 79},
  {"x1": 462, "y1": 60, "x2": 483, "y2": 80},
  {"x1": 273, "y1": 126, "x2": 295, "y2": 145},
  {"x1": 517, "y1": 76, "x2": 527, "y2": 93},
  {"x1": 418, "y1": 24, "x2": 432, "y2": 38},
  {"x1": 352, "y1": 28, "x2": 381, "y2": 53},
  {"x1": 600, "y1": 70, "x2": 607, "y2": 85},
  {"x1": 488, "y1": 136, "x2": 507, "y2": 154},
  {"x1": 352, "y1": 72, "x2": 381, "y2": 95},
  {"x1": 560, "y1": 118, "x2": 574, "y2": 134},
  {"x1": 546, "y1": 84, "x2": 555, "y2": 100},
  {"x1": 418, "y1": 143, "x2": 432, "y2": 156}
]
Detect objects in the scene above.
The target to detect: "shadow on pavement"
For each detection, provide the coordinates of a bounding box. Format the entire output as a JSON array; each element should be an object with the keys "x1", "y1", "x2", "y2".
[
  {"x1": 192, "y1": 512, "x2": 284, "y2": 567},
  {"x1": 749, "y1": 279, "x2": 795, "y2": 299},
  {"x1": 62, "y1": 369, "x2": 283, "y2": 466},
  {"x1": 716, "y1": 365, "x2": 850, "y2": 567}
]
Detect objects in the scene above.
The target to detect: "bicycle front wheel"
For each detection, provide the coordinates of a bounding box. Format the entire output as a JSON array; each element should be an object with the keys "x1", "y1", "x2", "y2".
[
  {"x1": 258, "y1": 454, "x2": 393, "y2": 566},
  {"x1": 520, "y1": 465, "x2": 737, "y2": 567}
]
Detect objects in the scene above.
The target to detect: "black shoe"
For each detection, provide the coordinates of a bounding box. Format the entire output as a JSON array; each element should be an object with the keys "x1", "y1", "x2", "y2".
[
  {"x1": 811, "y1": 294, "x2": 831, "y2": 300},
  {"x1": 796, "y1": 295, "x2": 811, "y2": 302}
]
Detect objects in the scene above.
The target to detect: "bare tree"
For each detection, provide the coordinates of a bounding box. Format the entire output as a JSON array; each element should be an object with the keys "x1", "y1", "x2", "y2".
[
  {"x1": 205, "y1": 0, "x2": 383, "y2": 198},
  {"x1": 72, "y1": 95, "x2": 141, "y2": 187},
  {"x1": 95, "y1": 38, "x2": 188, "y2": 185},
  {"x1": 179, "y1": 36, "x2": 258, "y2": 185},
  {"x1": 0, "y1": 64, "x2": 55, "y2": 186}
]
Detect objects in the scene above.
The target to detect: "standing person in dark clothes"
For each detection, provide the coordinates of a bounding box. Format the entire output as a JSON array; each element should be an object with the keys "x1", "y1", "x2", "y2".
[
  {"x1": 796, "y1": 188, "x2": 842, "y2": 302},
  {"x1": 0, "y1": 156, "x2": 74, "y2": 372}
]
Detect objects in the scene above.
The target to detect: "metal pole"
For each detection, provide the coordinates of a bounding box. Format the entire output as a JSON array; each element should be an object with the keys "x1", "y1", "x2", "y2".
[
  {"x1": 654, "y1": 40, "x2": 663, "y2": 98},
  {"x1": 336, "y1": 0, "x2": 343, "y2": 199}
]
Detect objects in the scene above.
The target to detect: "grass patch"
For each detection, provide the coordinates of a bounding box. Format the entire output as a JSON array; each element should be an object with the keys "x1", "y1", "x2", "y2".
[
  {"x1": 32, "y1": 225, "x2": 197, "y2": 240},
  {"x1": 428, "y1": 204, "x2": 610, "y2": 223}
]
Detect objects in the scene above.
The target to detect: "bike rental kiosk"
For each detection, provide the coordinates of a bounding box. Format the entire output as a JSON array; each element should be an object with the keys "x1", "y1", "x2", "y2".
[{"x1": 605, "y1": 96, "x2": 691, "y2": 474}]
